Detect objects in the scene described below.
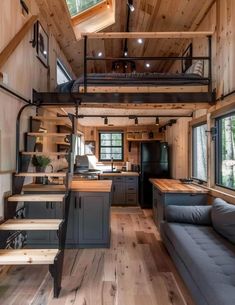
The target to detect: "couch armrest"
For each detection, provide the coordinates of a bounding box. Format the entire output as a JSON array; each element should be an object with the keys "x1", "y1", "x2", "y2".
[{"x1": 165, "y1": 205, "x2": 212, "y2": 225}]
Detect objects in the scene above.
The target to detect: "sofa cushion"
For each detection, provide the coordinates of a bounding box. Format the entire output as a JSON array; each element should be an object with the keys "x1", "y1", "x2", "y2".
[
  {"x1": 162, "y1": 222, "x2": 235, "y2": 305},
  {"x1": 165, "y1": 205, "x2": 212, "y2": 225},
  {"x1": 212, "y1": 198, "x2": 235, "y2": 244}
]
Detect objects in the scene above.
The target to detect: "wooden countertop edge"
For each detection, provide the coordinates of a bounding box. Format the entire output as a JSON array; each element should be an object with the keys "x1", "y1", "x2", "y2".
[
  {"x1": 99, "y1": 172, "x2": 139, "y2": 177},
  {"x1": 149, "y1": 179, "x2": 209, "y2": 194},
  {"x1": 70, "y1": 180, "x2": 112, "y2": 193}
]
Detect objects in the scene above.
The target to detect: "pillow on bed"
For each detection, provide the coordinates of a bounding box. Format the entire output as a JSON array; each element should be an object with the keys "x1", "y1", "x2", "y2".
[{"x1": 185, "y1": 60, "x2": 204, "y2": 77}]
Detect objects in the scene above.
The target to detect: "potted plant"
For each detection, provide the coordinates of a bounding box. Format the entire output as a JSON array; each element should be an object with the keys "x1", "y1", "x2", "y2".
[{"x1": 32, "y1": 155, "x2": 51, "y2": 184}]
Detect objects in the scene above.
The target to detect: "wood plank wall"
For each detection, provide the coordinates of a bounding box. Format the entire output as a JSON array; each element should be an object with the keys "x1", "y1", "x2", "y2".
[{"x1": 0, "y1": 0, "x2": 75, "y2": 217}]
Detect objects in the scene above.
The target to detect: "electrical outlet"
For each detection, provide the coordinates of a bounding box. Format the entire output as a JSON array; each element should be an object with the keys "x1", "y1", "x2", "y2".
[{"x1": 2, "y1": 72, "x2": 8, "y2": 85}]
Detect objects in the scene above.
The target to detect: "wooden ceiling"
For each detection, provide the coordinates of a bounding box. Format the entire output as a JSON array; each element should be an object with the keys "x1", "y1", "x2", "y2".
[{"x1": 35, "y1": 0, "x2": 215, "y2": 76}]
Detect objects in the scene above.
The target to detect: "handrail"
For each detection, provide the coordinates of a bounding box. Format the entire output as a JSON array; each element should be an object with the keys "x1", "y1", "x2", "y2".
[{"x1": 0, "y1": 83, "x2": 31, "y2": 104}]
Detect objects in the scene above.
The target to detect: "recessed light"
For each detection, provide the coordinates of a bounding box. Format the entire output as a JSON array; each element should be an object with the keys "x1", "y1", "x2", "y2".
[
  {"x1": 98, "y1": 52, "x2": 103, "y2": 57},
  {"x1": 137, "y1": 38, "x2": 143, "y2": 44},
  {"x1": 145, "y1": 63, "x2": 150, "y2": 68}
]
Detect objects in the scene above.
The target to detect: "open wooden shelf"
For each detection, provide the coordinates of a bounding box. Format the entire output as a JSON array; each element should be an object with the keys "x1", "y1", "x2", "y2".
[
  {"x1": 15, "y1": 172, "x2": 66, "y2": 177},
  {"x1": 28, "y1": 133, "x2": 69, "y2": 137},
  {"x1": 21, "y1": 152, "x2": 68, "y2": 156}
]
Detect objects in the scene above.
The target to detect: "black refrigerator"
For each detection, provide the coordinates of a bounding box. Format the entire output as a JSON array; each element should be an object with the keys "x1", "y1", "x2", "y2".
[{"x1": 139, "y1": 141, "x2": 170, "y2": 208}]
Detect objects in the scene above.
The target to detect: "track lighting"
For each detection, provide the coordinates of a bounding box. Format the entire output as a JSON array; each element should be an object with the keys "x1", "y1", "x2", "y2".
[
  {"x1": 135, "y1": 117, "x2": 138, "y2": 125},
  {"x1": 127, "y1": 1, "x2": 135, "y2": 12},
  {"x1": 155, "y1": 117, "x2": 159, "y2": 126},
  {"x1": 104, "y1": 117, "x2": 108, "y2": 125}
]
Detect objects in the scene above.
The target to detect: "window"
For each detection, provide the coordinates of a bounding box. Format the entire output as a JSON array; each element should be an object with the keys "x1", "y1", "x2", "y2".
[
  {"x1": 192, "y1": 123, "x2": 207, "y2": 181},
  {"x1": 99, "y1": 132, "x2": 124, "y2": 161},
  {"x1": 56, "y1": 59, "x2": 72, "y2": 85},
  {"x1": 216, "y1": 113, "x2": 235, "y2": 190},
  {"x1": 66, "y1": 0, "x2": 104, "y2": 17}
]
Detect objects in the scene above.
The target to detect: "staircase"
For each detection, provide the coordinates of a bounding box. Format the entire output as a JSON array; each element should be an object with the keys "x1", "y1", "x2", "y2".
[{"x1": 0, "y1": 108, "x2": 75, "y2": 298}]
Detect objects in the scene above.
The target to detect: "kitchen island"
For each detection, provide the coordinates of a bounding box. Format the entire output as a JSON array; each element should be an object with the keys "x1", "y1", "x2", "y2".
[
  {"x1": 150, "y1": 179, "x2": 209, "y2": 228},
  {"x1": 23, "y1": 179, "x2": 112, "y2": 249}
]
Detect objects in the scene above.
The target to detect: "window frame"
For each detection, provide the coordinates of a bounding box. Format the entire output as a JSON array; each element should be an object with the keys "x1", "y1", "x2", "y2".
[
  {"x1": 56, "y1": 59, "x2": 72, "y2": 85},
  {"x1": 191, "y1": 122, "x2": 208, "y2": 183},
  {"x1": 215, "y1": 111, "x2": 235, "y2": 191},
  {"x1": 99, "y1": 131, "x2": 124, "y2": 162}
]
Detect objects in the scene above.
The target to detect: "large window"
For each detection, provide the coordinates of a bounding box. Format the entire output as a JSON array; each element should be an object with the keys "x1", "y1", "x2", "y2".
[
  {"x1": 99, "y1": 132, "x2": 124, "y2": 161},
  {"x1": 66, "y1": 0, "x2": 104, "y2": 17},
  {"x1": 56, "y1": 59, "x2": 72, "y2": 85},
  {"x1": 192, "y1": 123, "x2": 207, "y2": 181},
  {"x1": 216, "y1": 113, "x2": 235, "y2": 190}
]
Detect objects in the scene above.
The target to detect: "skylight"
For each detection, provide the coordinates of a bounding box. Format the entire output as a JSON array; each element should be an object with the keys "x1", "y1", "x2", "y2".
[{"x1": 66, "y1": 0, "x2": 104, "y2": 17}]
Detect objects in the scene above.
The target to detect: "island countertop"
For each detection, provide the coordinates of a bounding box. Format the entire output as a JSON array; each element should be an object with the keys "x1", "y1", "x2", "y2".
[
  {"x1": 150, "y1": 179, "x2": 209, "y2": 194},
  {"x1": 70, "y1": 180, "x2": 112, "y2": 192}
]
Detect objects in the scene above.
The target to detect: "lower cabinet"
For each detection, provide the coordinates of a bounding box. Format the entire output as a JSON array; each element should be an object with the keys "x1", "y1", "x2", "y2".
[
  {"x1": 77, "y1": 192, "x2": 110, "y2": 248},
  {"x1": 25, "y1": 191, "x2": 111, "y2": 249},
  {"x1": 152, "y1": 186, "x2": 208, "y2": 228},
  {"x1": 100, "y1": 175, "x2": 139, "y2": 206}
]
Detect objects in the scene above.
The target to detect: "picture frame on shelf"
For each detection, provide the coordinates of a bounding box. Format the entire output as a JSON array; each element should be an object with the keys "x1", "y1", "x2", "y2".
[
  {"x1": 181, "y1": 43, "x2": 192, "y2": 73},
  {"x1": 34, "y1": 21, "x2": 49, "y2": 68},
  {"x1": 85, "y1": 141, "x2": 95, "y2": 155}
]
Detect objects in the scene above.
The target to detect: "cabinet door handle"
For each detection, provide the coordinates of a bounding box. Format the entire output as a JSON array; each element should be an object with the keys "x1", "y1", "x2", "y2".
[
  {"x1": 46, "y1": 202, "x2": 49, "y2": 209},
  {"x1": 113, "y1": 185, "x2": 116, "y2": 192},
  {"x1": 75, "y1": 197, "x2": 77, "y2": 209},
  {"x1": 79, "y1": 197, "x2": 81, "y2": 209}
]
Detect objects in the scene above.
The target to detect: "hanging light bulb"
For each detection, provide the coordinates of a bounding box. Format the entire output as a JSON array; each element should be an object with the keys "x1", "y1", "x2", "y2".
[
  {"x1": 104, "y1": 117, "x2": 108, "y2": 125},
  {"x1": 135, "y1": 117, "x2": 138, "y2": 125},
  {"x1": 127, "y1": 0, "x2": 135, "y2": 12},
  {"x1": 155, "y1": 117, "x2": 159, "y2": 126}
]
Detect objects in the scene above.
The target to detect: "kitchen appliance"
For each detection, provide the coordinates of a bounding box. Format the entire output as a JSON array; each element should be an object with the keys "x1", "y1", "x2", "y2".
[
  {"x1": 140, "y1": 141, "x2": 170, "y2": 208},
  {"x1": 126, "y1": 161, "x2": 132, "y2": 171},
  {"x1": 74, "y1": 155, "x2": 100, "y2": 180}
]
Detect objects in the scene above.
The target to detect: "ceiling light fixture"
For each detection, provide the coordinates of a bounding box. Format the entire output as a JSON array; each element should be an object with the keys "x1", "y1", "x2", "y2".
[
  {"x1": 137, "y1": 38, "x2": 143, "y2": 44},
  {"x1": 104, "y1": 117, "x2": 108, "y2": 125},
  {"x1": 107, "y1": 1, "x2": 110, "y2": 8},
  {"x1": 135, "y1": 117, "x2": 138, "y2": 125},
  {"x1": 127, "y1": 1, "x2": 135, "y2": 12},
  {"x1": 124, "y1": 50, "x2": 128, "y2": 57},
  {"x1": 155, "y1": 117, "x2": 159, "y2": 126},
  {"x1": 98, "y1": 52, "x2": 103, "y2": 57},
  {"x1": 145, "y1": 63, "x2": 150, "y2": 68}
]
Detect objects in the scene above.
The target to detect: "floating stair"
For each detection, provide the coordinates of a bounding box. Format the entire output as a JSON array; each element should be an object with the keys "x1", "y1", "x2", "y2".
[
  {"x1": 32, "y1": 116, "x2": 67, "y2": 122},
  {"x1": 55, "y1": 141, "x2": 70, "y2": 146},
  {"x1": 0, "y1": 249, "x2": 59, "y2": 265},
  {"x1": 15, "y1": 172, "x2": 66, "y2": 177},
  {"x1": 0, "y1": 219, "x2": 63, "y2": 231},
  {"x1": 8, "y1": 194, "x2": 65, "y2": 202},
  {"x1": 21, "y1": 152, "x2": 68, "y2": 156},
  {"x1": 27, "y1": 133, "x2": 69, "y2": 137}
]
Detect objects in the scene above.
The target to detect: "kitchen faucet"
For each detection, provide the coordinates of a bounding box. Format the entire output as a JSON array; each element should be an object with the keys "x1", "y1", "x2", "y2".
[{"x1": 111, "y1": 157, "x2": 114, "y2": 172}]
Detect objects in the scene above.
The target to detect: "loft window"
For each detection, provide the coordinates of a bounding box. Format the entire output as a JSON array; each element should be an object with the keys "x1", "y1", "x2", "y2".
[
  {"x1": 66, "y1": 0, "x2": 105, "y2": 17},
  {"x1": 99, "y1": 132, "x2": 124, "y2": 161},
  {"x1": 56, "y1": 59, "x2": 72, "y2": 85},
  {"x1": 192, "y1": 123, "x2": 207, "y2": 181},
  {"x1": 215, "y1": 112, "x2": 235, "y2": 190}
]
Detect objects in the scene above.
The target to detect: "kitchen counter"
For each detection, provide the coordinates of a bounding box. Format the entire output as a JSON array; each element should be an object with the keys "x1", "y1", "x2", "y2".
[
  {"x1": 70, "y1": 180, "x2": 112, "y2": 193},
  {"x1": 99, "y1": 171, "x2": 139, "y2": 177},
  {"x1": 150, "y1": 179, "x2": 209, "y2": 194}
]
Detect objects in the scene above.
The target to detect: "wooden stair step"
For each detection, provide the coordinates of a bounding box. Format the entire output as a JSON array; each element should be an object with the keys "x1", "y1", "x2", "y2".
[
  {"x1": 8, "y1": 194, "x2": 65, "y2": 202},
  {"x1": 56, "y1": 142, "x2": 70, "y2": 146},
  {"x1": 0, "y1": 219, "x2": 63, "y2": 231},
  {"x1": 27, "y1": 133, "x2": 69, "y2": 137},
  {"x1": 22, "y1": 184, "x2": 66, "y2": 192},
  {"x1": 21, "y1": 152, "x2": 68, "y2": 156},
  {"x1": 0, "y1": 249, "x2": 59, "y2": 265},
  {"x1": 32, "y1": 116, "x2": 68, "y2": 122},
  {"x1": 15, "y1": 172, "x2": 66, "y2": 177}
]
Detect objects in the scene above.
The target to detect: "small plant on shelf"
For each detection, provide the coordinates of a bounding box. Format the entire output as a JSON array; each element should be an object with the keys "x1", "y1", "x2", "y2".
[{"x1": 32, "y1": 155, "x2": 51, "y2": 170}]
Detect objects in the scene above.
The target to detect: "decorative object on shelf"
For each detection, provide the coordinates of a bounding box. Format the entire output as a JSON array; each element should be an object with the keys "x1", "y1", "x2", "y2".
[
  {"x1": 85, "y1": 141, "x2": 95, "y2": 155},
  {"x1": 32, "y1": 155, "x2": 51, "y2": 184},
  {"x1": 181, "y1": 43, "x2": 192, "y2": 73},
  {"x1": 34, "y1": 21, "x2": 49, "y2": 67}
]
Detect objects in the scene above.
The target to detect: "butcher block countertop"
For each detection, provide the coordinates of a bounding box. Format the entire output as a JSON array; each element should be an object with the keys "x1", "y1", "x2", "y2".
[
  {"x1": 99, "y1": 171, "x2": 139, "y2": 177},
  {"x1": 150, "y1": 179, "x2": 209, "y2": 194},
  {"x1": 71, "y1": 180, "x2": 112, "y2": 193}
]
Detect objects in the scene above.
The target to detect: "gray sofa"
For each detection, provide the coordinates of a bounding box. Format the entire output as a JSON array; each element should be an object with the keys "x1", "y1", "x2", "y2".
[{"x1": 160, "y1": 198, "x2": 235, "y2": 305}]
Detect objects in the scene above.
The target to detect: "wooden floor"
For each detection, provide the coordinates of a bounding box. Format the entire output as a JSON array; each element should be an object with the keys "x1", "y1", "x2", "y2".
[{"x1": 0, "y1": 208, "x2": 195, "y2": 305}]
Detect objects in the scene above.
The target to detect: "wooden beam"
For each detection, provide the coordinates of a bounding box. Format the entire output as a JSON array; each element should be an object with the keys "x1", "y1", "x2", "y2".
[
  {"x1": 0, "y1": 15, "x2": 38, "y2": 68},
  {"x1": 81, "y1": 31, "x2": 214, "y2": 39}
]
